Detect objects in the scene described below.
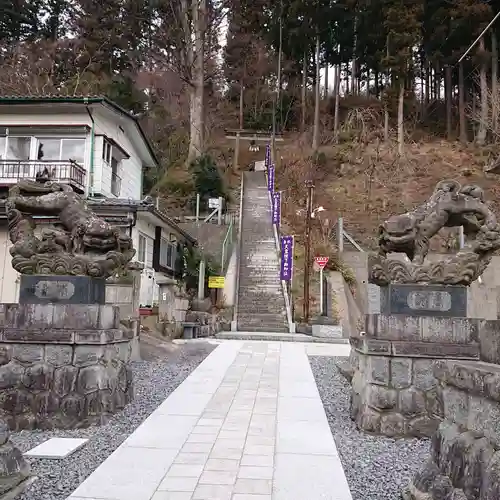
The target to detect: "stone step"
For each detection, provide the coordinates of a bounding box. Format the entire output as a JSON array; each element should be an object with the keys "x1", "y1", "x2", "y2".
[
  {"x1": 235, "y1": 325, "x2": 289, "y2": 333},
  {"x1": 216, "y1": 331, "x2": 350, "y2": 343},
  {"x1": 238, "y1": 308, "x2": 286, "y2": 315},
  {"x1": 236, "y1": 170, "x2": 288, "y2": 331}
]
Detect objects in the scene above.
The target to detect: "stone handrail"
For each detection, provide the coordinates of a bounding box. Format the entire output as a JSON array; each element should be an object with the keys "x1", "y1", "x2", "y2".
[{"x1": 232, "y1": 174, "x2": 244, "y2": 330}]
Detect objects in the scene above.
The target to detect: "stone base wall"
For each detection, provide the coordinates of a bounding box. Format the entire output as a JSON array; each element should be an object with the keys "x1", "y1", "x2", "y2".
[
  {"x1": 0, "y1": 419, "x2": 30, "y2": 497},
  {"x1": 351, "y1": 351, "x2": 443, "y2": 437},
  {"x1": 405, "y1": 360, "x2": 500, "y2": 500},
  {"x1": 0, "y1": 303, "x2": 134, "y2": 431}
]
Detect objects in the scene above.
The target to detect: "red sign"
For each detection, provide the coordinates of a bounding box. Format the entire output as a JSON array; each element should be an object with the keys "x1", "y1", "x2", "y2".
[{"x1": 315, "y1": 256, "x2": 329, "y2": 269}]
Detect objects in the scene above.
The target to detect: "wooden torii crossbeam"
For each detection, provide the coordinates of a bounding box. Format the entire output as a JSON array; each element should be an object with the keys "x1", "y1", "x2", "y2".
[
  {"x1": 225, "y1": 129, "x2": 284, "y2": 169},
  {"x1": 224, "y1": 129, "x2": 284, "y2": 142}
]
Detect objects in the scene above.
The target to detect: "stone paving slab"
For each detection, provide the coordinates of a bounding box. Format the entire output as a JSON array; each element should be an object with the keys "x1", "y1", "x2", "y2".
[
  {"x1": 67, "y1": 340, "x2": 352, "y2": 500},
  {"x1": 24, "y1": 438, "x2": 88, "y2": 459}
]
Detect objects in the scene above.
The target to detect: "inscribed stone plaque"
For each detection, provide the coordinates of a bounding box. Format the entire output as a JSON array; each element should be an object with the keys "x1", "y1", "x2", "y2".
[
  {"x1": 368, "y1": 284, "x2": 381, "y2": 314},
  {"x1": 380, "y1": 284, "x2": 467, "y2": 317},
  {"x1": 19, "y1": 275, "x2": 106, "y2": 305}
]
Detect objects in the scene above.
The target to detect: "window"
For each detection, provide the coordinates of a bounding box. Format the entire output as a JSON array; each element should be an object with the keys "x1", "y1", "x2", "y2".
[
  {"x1": 36, "y1": 138, "x2": 85, "y2": 163},
  {"x1": 111, "y1": 156, "x2": 121, "y2": 196},
  {"x1": 103, "y1": 140, "x2": 112, "y2": 164},
  {"x1": 61, "y1": 139, "x2": 85, "y2": 164},
  {"x1": 7, "y1": 137, "x2": 30, "y2": 160},
  {"x1": 37, "y1": 139, "x2": 60, "y2": 161},
  {"x1": 160, "y1": 238, "x2": 176, "y2": 269},
  {"x1": 137, "y1": 234, "x2": 146, "y2": 263},
  {"x1": 0, "y1": 137, "x2": 5, "y2": 159}
]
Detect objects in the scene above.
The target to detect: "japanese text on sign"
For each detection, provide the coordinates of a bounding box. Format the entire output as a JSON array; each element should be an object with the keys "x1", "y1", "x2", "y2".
[
  {"x1": 315, "y1": 256, "x2": 329, "y2": 269},
  {"x1": 208, "y1": 276, "x2": 225, "y2": 288},
  {"x1": 280, "y1": 235, "x2": 294, "y2": 281},
  {"x1": 272, "y1": 191, "x2": 281, "y2": 225},
  {"x1": 267, "y1": 165, "x2": 275, "y2": 192}
]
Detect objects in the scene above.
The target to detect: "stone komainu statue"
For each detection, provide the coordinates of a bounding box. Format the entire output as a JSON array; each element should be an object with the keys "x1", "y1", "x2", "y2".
[
  {"x1": 369, "y1": 179, "x2": 500, "y2": 286},
  {"x1": 6, "y1": 179, "x2": 135, "y2": 278}
]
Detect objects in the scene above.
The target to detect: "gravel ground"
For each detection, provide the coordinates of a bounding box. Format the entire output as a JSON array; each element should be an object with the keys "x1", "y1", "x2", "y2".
[
  {"x1": 309, "y1": 356, "x2": 430, "y2": 500},
  {"x1": 11, "y1": 339, "x2": 216, "y2": 500}
]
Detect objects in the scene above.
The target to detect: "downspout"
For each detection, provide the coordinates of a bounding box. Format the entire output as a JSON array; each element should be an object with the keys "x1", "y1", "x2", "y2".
[{"x1": 84, "y1": 99, "x2": 95, "y2": 197}]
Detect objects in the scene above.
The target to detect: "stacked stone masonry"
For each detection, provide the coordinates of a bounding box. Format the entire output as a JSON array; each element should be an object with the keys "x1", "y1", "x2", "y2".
[
  {"x1": 0, "y1": 303, "x2": 134, "y2": 431},
  {"x1": 350, "y1": 350, "x2": 443, "y2": 437},
  {"x1": 405, "y1": 359, "x2": 500, "y2": 500},
  {"x1": 349, "y1": 312, "x2": 483, "y2": 438}
]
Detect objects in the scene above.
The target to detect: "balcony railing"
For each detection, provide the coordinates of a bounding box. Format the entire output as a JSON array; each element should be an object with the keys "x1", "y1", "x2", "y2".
[
  {"x1": 111, "y1": 171, "x2": 121, "y2": 197},
  {"x1": 0, "y1": 160, "x2": 86, "y2": 191}
]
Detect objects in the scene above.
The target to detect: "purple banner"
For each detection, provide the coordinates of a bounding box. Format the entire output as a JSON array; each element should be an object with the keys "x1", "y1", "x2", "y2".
[
  {"x1": 280, "y1": 235, "x2": 294, "y2": 281},
  {"x1": 265, "y1": 143, "x2": 271, "y2": 168},
  {"x1": 267, "y1": 165, "x2": 275, "y2": 192},
  {"x1": 272, "y1": 191, "x2": 281, "y2": 225}
]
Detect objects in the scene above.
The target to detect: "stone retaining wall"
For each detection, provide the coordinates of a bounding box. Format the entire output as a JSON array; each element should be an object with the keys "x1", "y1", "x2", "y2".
[
  {"x1": 348, "y1": 313, "x2": 483, "y2": 438},
  {"x1": 0, "y1": 303, "x2": 134, "y2": 431},
  {"x1": 404, "y1": 360, "x2": 500, "y2": 500},
  {"x1": 351, "y1": 351, "x2": 443, "y2": 437}
]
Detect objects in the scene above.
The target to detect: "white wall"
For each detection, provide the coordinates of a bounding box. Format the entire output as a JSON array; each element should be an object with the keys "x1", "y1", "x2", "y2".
[
  {"x1": 133, "y1": 218, "x2": 155, "y2": 269},
  {"x1": 0, "y1": 229, "x2": 20, "y2": 303},
  {"x1": 92, "y1": 110, "x2": 143, "y2": 199}
]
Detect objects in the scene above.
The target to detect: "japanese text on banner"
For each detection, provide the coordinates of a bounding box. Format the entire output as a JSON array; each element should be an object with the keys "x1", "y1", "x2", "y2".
[
  {"x1": 272, "y1": 191, "x2": 281, "y2": 225},
  {"x1": 280, "y1": 235, "x2": 294, "y2": 281},
  {"x1": 265, "y1": 144, "x2": 271, "y2": 168},
  {"x1": 268, "y1": 165, "x2": 275, "y2": 192}
]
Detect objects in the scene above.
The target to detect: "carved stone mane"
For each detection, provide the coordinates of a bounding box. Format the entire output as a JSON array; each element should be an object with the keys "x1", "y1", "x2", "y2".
[
  {"x1": 6, "y1": 180, "x2": 135, "y2": 278},
  {"x1": 370, "y1": 179, "x2": 500, "y2": 286}
]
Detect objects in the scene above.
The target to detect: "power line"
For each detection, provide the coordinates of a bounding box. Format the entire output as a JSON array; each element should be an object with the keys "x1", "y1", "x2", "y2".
[{"x1": 459, "y1": 10, "x2": 500, "y2": 63}]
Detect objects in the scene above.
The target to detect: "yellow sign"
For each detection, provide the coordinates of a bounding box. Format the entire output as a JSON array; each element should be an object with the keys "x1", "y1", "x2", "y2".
[{"x1": 208, "y1": 276, "x2": 225, "y2": 288}]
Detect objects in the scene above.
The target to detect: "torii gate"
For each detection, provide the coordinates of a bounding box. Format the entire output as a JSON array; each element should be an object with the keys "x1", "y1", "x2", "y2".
[{"x1": 224, "y1": 129, "x2": 284, "y2": 170}]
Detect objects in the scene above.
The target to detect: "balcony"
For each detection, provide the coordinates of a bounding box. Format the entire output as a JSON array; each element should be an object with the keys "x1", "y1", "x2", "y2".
[{"x1": 0, "y1": 160, "x2": 86, "y2": 193}]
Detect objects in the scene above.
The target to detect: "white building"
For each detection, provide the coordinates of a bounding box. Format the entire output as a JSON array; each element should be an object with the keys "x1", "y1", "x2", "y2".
[{"x1": 0, "y1": 96, "x2": 196, "y2": 305}]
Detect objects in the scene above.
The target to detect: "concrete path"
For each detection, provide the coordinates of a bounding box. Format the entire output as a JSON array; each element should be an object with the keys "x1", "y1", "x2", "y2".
[{"x1": 67, "y1": 341, "x2": 352, "y2": 500}]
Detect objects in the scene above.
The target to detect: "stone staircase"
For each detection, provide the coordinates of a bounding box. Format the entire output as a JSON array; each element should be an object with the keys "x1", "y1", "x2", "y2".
[{"x1": 236, "y1": 171, "x2": 288, "y2": 332}]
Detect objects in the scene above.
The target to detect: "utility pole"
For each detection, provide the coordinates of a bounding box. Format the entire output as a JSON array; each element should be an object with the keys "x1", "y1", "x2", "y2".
[
  {"x1": 271, "y1": 0, "x2": 283, "y2": 163},
  {"x1": 303, "y1": 180, "x2": 314, "y2": 323}
]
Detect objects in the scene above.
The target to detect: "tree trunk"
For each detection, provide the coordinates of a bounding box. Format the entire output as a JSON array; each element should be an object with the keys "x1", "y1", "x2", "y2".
[
  {"x1": 477, "y1": 37, "x2": 488, "y2": 145},
  {"x1": 233, "y1": 82, "x2": 244, "y2": 171},
  {"x1": 301, "y1": 50, "x2": 307, "y2": 133},
  {"x1": 434, "y1": 62, "x2": 440, "y2": 100},
  {"x1": 397, "y1": 80, "x2": 404, "y2": 155},
  {"x1": 492, "y1": 31, "x2": 498, "y2": 136},
  {"x1": 334, "y1": 64, "x2": 340, "y2": 143},
  {"x1": 345, "y1": 63, "x2": 349, "y2": 94},
  {"x1": 187, "y1": 0, "x2": 206, "y2": 164},
  {"x1": 472, "y1": 88, "x2": 477, "y2": 140},
  {"x1": 312, "y1": 36, "x2": 321, "y2": 152},
  {"x1": 324, "y1": 64, "x2": 329, "y2": 99},
  {"x1": 425, "y1": 59, "x2": 430, "y2": 106},
  {"x1": 445, "y1": 65, "x2": 452, "y2": 140},
  {"x1": 384, "y1": 35, "x2": 390, "y2": 142},
  {"x1": 459, "y1": 62, "x2": 467, "y2": 143}
]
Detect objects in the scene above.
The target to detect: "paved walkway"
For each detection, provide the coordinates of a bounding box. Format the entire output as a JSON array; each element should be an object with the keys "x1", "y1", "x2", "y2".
[{"x1": 68, "y1": 341, "x2": 352, "y2": 500}]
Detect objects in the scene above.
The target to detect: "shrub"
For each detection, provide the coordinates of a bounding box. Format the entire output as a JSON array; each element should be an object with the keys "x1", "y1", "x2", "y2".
[{"x1": 189, "y1": 154, "x2": 226, "y2": 210}]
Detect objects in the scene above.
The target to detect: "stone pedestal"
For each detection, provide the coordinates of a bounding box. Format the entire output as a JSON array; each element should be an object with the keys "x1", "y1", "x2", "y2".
[
  {"x1": 19, "y1": 275, "x2": 106, "y2": 305},
  {"x1": 0, "y1": 303, "x2": 134, "y2": 430},
  {"x1": 404, "y1": 360, "x2": 500, "y2": 500},
  {"x1": 350, "y1": 284, "x2": 480, "y2": 438},
  {"x1": 0, "y1": 419, "x2": 31, "y2": 498}
]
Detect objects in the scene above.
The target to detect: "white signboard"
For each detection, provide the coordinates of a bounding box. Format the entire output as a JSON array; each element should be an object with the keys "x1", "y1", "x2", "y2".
[{"x1": 208, "y1": 198, "x2": 221, "y2": 209}]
